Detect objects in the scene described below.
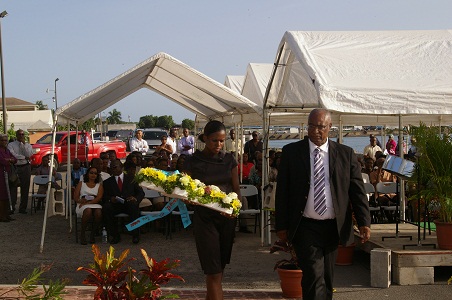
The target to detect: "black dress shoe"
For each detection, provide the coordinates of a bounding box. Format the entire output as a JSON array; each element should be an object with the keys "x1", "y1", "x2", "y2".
[
  {"x1": 7, "y1": 217, "x2": 15, "y2": 221},
  {"x1": 0, "y1": 219, "x2": 10, "y2": 222},
  {"x1": 19, "y1": 210, "x2": 27, "y2": 214},
  {"x1": 9, "y1": 209, "x2": 14, "y2": 215},
  {"x1": 110, "y1": 236, "x2": 121, "y2": 244},
  {"x1": 132, "y1": 236, "x2": 140, "y2": 244}
]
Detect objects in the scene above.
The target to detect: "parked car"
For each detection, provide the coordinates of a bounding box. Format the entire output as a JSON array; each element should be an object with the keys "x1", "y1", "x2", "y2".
[
  {"x1": 140, "y1": 128, "x2": 168, "y2": 155},
  {"x1": 107, "y1": 129, "x2": 134, "y2": 142},
  {"x1": 30, "y1": 131, "x2": 127, "y2": 169},
  {"x1": 107, "y1": 129, "x2": 134, "y2": 151},
  {"x1": 92, "y1": 132, "x2": 101, "y2": 141}
]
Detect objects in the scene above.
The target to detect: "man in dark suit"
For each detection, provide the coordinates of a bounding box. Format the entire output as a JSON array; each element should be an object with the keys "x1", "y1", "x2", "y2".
[
  {"x1": 102, "y1": 160, "x2": 144, "y2": 244},
  {"x1": 275, "y1": 108, "x2": 371, "y2": 300}
]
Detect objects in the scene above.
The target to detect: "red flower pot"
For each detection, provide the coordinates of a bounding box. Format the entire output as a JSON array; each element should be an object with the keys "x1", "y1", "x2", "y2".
[
  {"x1": 335, "y1": 243, "x2": 355, "y2": 266},
  {"x1": 277, "y1": 265, "x2": 302, "y2": 298}
]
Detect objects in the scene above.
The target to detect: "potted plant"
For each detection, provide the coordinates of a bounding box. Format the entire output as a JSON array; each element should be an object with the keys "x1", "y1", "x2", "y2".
[
  {"x1": 78, "y1": 244, "x2": 184, "y2": 299},
  {"x1": 411, "y1": 123, "x2": 452, "y2": 249},
  {"x1": 336, "y1": 243, "x2": 356, "y2": 266},
  {"x1": 270, "y1": 240, "x2": 302, "y2": 298}
]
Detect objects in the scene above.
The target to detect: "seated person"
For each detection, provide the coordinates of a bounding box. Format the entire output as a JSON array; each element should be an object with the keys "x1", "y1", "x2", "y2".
[
  {"x1": 361, "y1": 157, "x2": 375, "y2": 183},
  {"x1": 370, "y1": 157, "x2": 398, "y2": 221},
  {"x1": 102, "y1": 160, "x2": 144, "y2": 244},
  {"x1": 91, "y1": 158, "x2": 110, "y2": 181},
  {"x1": 155, "y1": 156, "x2": 169, "y2": 171},
  {"x1": 155, "y1": 135, "x2": 173, "y2": 158},
  {"x1": 131, "y1": 151, "x2": 145, "y2": 168},
  {"x1": 71, "y1": 158, "x2": 86, "y2": 194},
  {"x1": 99, "y1": 152, "x2": 110, "y2": 174},
  {"x1": 35, "y1": 155, "x2": 62, "y2": 203},
  {"x1": 123, "y1": 161, "x2": 152, "y2": 211},
  {"x1": 107, "y1": 150, "x2": 117, "y2": 168},
  {"x1": 237, "y1": 153, "x2": 254, "y2": 184},
  {"x1": 144, "y1": 157, "x2": 156, "y2": 168},
  {"x1": 74, "y1": 166, "x2": 104, "y2": 245},
  {"x1": 125, "y1": 153, "x2": 141, "y2": 174},
  {"x1": 174, "y1": 154, "x2": 187, "y2": 172}
]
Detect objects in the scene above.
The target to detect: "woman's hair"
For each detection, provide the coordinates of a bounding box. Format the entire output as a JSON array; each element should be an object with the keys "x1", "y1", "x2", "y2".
[
  {"x1": 198, "y1": 120, "x2": 226, "y2": 142},
  {"x1": 83, "y1": 166, "x2": 100, "y2": 183}
]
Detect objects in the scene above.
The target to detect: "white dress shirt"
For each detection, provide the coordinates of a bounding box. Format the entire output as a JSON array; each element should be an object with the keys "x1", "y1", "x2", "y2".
[
  {"x1": 303, "y1": 139, "x2": 336, "y2": 220},
  {"x1": 129, "y1": 137, "x2": 149, "y2": 154},
  {"x1": 8, "y1": 140, "x2": 33, "y2": 166},
  {"x1": 167, "y1": 137, "x2": 178, "y2": 155},
  {"x1": 178, "y1": 136, "x2": 195, "y2": 155}
]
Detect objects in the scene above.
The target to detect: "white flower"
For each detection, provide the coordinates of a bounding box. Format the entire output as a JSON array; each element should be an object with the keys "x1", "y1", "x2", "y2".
[
  {"x1": 228, "y1": 192, "x2": 238, "y2": 199},
  {"x1": 179, "y1": 176, "x2": 190, "y2": 186},
  {"x1": 222, "y1": 195, "x2": 232, "y2": 204}
]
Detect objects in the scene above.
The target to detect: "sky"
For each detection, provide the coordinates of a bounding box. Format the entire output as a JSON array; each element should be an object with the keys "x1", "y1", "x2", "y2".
[{"x1": 2, "y1": 0, "x2": 452, "y2": 124}]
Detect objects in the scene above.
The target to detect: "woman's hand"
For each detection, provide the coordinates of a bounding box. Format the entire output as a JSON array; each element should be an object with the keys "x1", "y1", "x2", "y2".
[{"x1": 220, "y1": 212, "x2": 237, "y2": 219}]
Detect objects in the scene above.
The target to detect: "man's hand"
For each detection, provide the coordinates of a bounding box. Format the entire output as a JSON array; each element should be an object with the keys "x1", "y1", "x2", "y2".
[
  {"x1": 359, "y1": 226, "x2": 371, "y2": 243},
  {"x1": 276, "y1": 230, "x2": 288, "y2": 242},
  {"x1": 127, "y1": 196, "x2": 137, "y2": 203},
  {"x1": 111, "y1": 196, "x2": 118, "y2": 203}
]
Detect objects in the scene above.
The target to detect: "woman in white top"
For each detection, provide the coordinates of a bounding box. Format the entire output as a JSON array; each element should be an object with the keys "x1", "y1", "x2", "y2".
[{"x1": 74, "y1": 166, "x2": 104, "y2": 245}]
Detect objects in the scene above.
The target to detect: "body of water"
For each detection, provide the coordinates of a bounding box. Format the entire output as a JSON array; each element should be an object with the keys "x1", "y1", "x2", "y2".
[{"x1": 269, "y1": 135, "x2": 407, "y2": 154}]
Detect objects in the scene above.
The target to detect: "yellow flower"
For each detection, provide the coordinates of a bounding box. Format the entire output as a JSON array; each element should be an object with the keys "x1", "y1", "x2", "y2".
[{"x1": 232, "y1": 199, "x2": 242, "y2": 210}]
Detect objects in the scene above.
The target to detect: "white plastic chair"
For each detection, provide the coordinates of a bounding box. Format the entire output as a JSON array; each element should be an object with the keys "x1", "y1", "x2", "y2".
[
  {"x1": 239, "y1": 184, "x2": 261, "y2": 234},
  {"x1": 31, "y1": 175, "x2": 52, "y2": 214}
]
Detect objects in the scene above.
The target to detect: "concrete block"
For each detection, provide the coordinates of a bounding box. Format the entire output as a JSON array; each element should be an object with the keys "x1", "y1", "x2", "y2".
[
  {"x1": 371, "y1": 248, "x2": 391, "y2": 288},
  {"x1": 392, "y1": 266, "x2": 434, "y2": 285}
]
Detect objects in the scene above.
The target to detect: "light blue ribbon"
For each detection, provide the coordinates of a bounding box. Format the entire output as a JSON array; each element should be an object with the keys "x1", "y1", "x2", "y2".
[{"x1": 125, "y1": 198, "x2": 192, "y2": 231}]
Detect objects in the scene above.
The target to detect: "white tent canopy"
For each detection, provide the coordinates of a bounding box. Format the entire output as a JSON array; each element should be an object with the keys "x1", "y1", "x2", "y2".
[
  {"x1": 56, "y1": 52, "x2": 261, "y2": 125},
  {"x1": 241, "y1": 63, "x2": 273, "y2": 108},
  {"x1": 224, "y1": 75, "x2": 245, "y2": 94},
  {"x1": 265, "y1": 30, "x2": 452, "y2": 126}
]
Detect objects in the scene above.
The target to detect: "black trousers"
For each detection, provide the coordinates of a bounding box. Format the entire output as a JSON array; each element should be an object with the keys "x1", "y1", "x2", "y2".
[
  {"x1": 10, "y1": 164, "x2": 31, "y2": 211},
  {"x1": 292, "y1": 217, "x2": 339, "y2": 300},
  {"x1": 102, "y1": 201, "x2": 140, "y2": 238}
]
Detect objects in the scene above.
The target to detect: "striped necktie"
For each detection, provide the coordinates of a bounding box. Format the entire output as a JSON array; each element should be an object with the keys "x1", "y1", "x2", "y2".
[{"x1": 313, "y1": 148, "x2": 327, "y2": 215}]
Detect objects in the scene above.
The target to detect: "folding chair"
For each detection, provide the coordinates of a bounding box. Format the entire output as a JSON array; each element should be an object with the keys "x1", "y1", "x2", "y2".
[
  {"x1": 376, "y1": 182, "x2": 398, "y2": 222},
  {"x1": 239, "y1": 184, "x2": 261, "y2": 234},
  {"x1": 141, "y1": 189, "x2": 171, "y2": 238},
  {"x1": 364, "y1": 182, "x2": 381, "y2": 223},
  {"x1": 31, "y1": 175, "x2": 51, "y2": 214},
  {"x1": 263, "y1": 182, "x2": 277, "y2": 234}
]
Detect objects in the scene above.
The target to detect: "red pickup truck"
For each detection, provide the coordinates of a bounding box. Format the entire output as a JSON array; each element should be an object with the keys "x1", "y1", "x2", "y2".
[{"x1": 30, "y1": 131, "x2": 127, "y2": 169}]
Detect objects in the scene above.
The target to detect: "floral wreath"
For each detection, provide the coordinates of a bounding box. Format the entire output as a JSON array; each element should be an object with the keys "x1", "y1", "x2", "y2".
[{"x1": 135, "y1": 168, "x2": 242, "y2": 216}]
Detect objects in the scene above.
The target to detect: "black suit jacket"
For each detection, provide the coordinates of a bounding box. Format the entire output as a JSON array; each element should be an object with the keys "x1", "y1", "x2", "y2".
[
  {"x1": 102, "y1": 173, "x2": 144, "y2": 204},
  {"x1": 275, "y1": 139, "x2": 371, "y2": 246}
]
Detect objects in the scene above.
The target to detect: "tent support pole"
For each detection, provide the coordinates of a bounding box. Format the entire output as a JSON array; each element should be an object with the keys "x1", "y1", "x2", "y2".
[
  {"x1": 67, "y1": 121, "x2": 72, "y2": 231},
  {"x1": 262, "y1": 109, "x2": 270, "y2": 246},
  {"x1": 75, "y1": 124, "x2": 79, "y2": 162},
  {"x1": 40, "y1": 113, "x2": 58, "y2": 253},
  {"x1": 398, "y1": 115, "x2": 406, "y2": 221}
]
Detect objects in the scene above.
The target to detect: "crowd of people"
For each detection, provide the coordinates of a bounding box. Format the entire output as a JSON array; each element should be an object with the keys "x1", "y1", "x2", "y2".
[{"x1": 0, "y1": 118, "x2": 374, "y2": 300}]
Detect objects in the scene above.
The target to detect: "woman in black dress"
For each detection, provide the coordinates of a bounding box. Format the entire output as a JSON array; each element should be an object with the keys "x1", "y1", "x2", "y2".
[{"x1": 183, "y1": 120, "x2": 241, "y2": 300}]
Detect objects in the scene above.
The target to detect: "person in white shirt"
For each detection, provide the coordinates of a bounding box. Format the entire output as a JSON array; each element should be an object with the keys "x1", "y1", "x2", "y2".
[
  {"x1": 178, "y1": 128, "x2": 195, "y2": 155},
  {"x1": 363, "y1": 135, "x2": 382, "y2": 161},
  {"x1": 224, "y1": 129, "x2": 243, "y2": 153},
  {"x1": 129, "y1": 130, "x2": 149, "y2": 155},
  {"x1": 167, "y1": 128, "x2": 178, "y2": 156},
  {"x1": 8, "y1": 129, "x2": 33, "y2": 214}
]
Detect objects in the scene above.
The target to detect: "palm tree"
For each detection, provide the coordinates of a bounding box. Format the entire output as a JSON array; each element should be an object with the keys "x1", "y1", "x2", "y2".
[
  {"x1": 35, "y1": 100, "x2": 48, "y2": 110},
  {"x1": 107, "y1": 109, "x2": 122, "y2": 124}
]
